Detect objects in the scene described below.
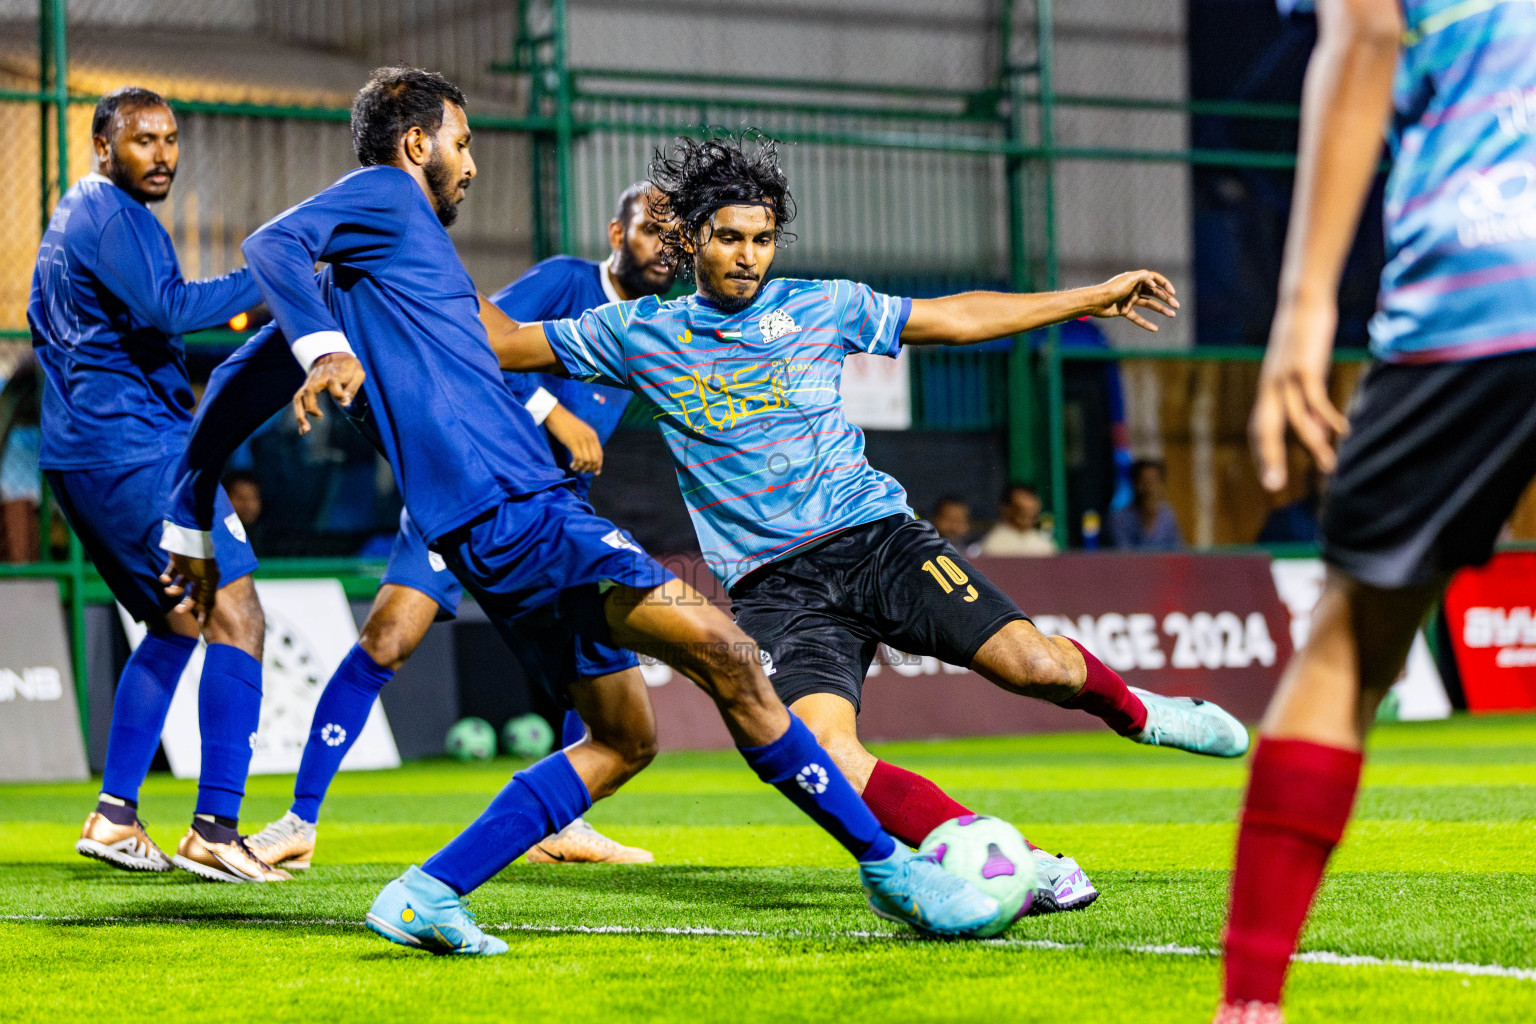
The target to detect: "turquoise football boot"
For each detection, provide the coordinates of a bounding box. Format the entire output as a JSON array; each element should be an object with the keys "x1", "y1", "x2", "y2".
[
  {"x1": 860, "y1": 845, "x2": 1000, "y2": 937},
  {"x1": 365, "y1": 865, "x2": 508, "y2": 955},
  {"x1": 1129, "y1": 687, "x2": 1251, "y2": 758}
]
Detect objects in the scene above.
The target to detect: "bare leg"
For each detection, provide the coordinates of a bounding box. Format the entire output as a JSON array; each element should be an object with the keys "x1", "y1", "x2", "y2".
[
  {"x1": 969, "y1": 620, "x2": 1086, "y2": 703},
  {"x1": 604, "y1": 577, "x2": 789, "y2": 746},
  {"x1": 1221, "y1": 569, "x2": 1442, "y2": 1009},
  {"x1": 1261, "y1": 570, "x2": 1441, "y2": 750},
  {"x1": 563, "y1": 667, "x2": 658, "y2": 801},
  {"x1": 355, "y1": 583, "x2": 441, "y2": 670}
]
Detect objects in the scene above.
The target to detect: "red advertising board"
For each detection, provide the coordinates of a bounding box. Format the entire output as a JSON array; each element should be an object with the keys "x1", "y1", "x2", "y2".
[
  {"x1": 643, "y1": 552, "x2": 1294, "y2": 750},
  {"x1": 1442, "y1": 552, "x2": 1536, "y2": 712}
]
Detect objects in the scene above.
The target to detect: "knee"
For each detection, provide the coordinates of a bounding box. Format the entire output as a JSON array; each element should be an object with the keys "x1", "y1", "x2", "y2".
[
  {"x1": 206, "y1": 582, "x2": 265, "y2": 654},
  {"x1": 357, "y1": 619, "x2": 422, "y2": 671},
  {"x1": 616, "y1": 730, "x2": 658, "y2": 775},
  {"x1": 693, "y1": 624, "x2": 772, "y2": 705}
]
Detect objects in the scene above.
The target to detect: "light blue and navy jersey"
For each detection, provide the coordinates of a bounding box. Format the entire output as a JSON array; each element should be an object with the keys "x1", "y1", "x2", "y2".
[
  {"x1": 28, "y1": 173, "x2": 259, "y2": 469},
  {"x1": 184, "y1": 165, "x2": 566, "y2": 544},
  {"x1": 545, "y1": 277, "x2": 914, "y2": 588},
  {"x1": 1371, "y1": 0, "x2": 1536, "y2": 362},
  {"x1": 489, "y1": 254, "x2": 634, "y2": 464}
]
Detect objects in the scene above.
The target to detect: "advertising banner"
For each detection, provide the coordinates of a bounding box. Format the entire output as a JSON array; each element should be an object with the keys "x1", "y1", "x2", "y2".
[
  {"x1": 120, "y1": 579, "x2": 399, "y2": 777},
  {"x1": 0, "y1": 580, "x2": 89, "y2": 780},
  {"x1": 642, "y1": 553, "x2": 1296, "y2": 750},
  {"x1": 1443, "y1": 552, "x2": 1536, "y2": 712}
]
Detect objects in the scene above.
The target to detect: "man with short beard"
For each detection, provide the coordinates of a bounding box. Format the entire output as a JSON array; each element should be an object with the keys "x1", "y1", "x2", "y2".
[
  {"x1": 28, "y1": 86, "x2": 277, "y2": 882},
  {"x1": 246, "y1": 182, "x2": 678, "y2": 871}
]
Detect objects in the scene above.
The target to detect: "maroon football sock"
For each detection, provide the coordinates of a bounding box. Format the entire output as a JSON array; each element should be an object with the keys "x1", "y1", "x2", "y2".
[
  {"x1": 1060, "y1": 639, "x2": 1148, "y2": 736},
  {"x1": 1223, "y1": 737, "x2": 1362, "y2": 1005},
  {"x1": 862, "y1": 760, "x2": 1005, "y2": 848}
]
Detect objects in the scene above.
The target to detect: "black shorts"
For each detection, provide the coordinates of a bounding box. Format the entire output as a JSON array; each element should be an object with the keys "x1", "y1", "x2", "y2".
[
  {"x1": 729, "y1": 514, "x2": 1026, "y2": 712},
  {"x1": 1322, "y1": 349, "x2": 1536, "y2": 588}
]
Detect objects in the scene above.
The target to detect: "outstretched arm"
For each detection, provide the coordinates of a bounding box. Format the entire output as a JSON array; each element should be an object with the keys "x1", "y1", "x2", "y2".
[
  {"x1": 95, "y1": 207, "x2": 260, "y2": 337},
  {"x1": 1250, "y1": 0, "x2": 1400, "y2": 492},
  {"x1": 901, "y1": 270, "x2": 1179, "y2": 346},
  {"x1": 480, "y1": 295, "x2": 566, "y2": 373}
]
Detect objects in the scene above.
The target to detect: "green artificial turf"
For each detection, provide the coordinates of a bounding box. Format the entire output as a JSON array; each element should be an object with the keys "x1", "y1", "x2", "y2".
[{"x1": 1, "y1": 715, "x2": 1533, "y2": 1022}]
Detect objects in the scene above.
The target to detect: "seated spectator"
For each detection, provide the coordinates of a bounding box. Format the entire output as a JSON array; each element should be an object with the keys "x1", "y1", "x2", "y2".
[
  {"x1": 1108, "y1": 458, "x2": 1184, "y2": 550},
  {"x1": 929, "y1": 495, "x2": 979, "y2": 556},
  {"x1": 980, "y1": 483, "x2": 1057, "y2": 556},
  {"x1": 223, "y1": 470, "x2": 267, "y2": 552},
  {"x1": 1257, "y1": 469, "x2": 1324, "y2": 544}
]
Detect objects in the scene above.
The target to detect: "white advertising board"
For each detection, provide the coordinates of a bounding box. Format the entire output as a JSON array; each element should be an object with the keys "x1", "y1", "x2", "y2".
[{"x1": 119, "y1": 578, "x2": 399, "y2": 778}]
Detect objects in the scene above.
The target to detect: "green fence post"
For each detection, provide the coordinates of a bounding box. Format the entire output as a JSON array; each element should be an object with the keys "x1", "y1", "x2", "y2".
[
  {"x1": 551, "y1": 0, "x2": 574, "y2": 255},
  {"x1": 1045, "y1": 328, "x2": 1068, "y2": 549}
]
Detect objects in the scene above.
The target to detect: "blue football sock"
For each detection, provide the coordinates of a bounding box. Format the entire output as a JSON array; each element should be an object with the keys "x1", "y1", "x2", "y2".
[
  {"x1": 290, "y1": 644, "x2": 394, "y2": 823},
  {"x1": 423, "y1": 752, "x2": 591, "y2": 894},
  {"x1": 100, "y1": 631, "x2": 197, "y2": 804},
  {"x1": 560, "y1": 709, "x2": 587, "y2": 748},
  {"x1": 194, "y1": 644, "x2": 263, "y2": 822},
  {"x1": 738, "y1": 714, "x2": 895, "y2": 863}
]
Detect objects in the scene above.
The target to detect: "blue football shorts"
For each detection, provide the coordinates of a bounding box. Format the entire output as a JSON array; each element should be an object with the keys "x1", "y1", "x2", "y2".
[{"x1": 46, "y1": 456, "x2": 259, "y2": 622}]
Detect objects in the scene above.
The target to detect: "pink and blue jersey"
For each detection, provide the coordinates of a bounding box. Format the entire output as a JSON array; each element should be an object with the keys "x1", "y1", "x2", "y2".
[
  {"x1": 1372, "y1": 0, "x2": 1536, "y2": 363},
  {"x1": 544, "y1": 277, "x2": 913, "y2": 587}
]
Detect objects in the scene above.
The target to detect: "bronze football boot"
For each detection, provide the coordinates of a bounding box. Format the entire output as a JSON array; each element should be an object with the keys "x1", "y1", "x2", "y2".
[{"x1": 75, "y1": 811, "x2": 175, "y2": 872}]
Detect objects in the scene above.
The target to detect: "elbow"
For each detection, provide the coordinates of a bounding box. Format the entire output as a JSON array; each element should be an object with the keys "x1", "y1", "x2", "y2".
[{"x1": 1325, "y1": 0, "x2": 1404, "y2": 48}]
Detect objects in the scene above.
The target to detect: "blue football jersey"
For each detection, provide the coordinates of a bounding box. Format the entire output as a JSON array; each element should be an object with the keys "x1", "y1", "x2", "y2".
[
  {"x1": 228, "y1": 165, "x2": 567, "y2": 544},
  {"x1": 544, "y1": 278, "x2": 914, "y2": 587},
  {"x1": 28, "y1": 173, "x2": 258, "y2": 469},
  {"x1": 1371, "y1": 0, "x2": 1536, "y2": 362},
  {"x1": 489, "y1": 255, "x2": 634, "y2": 447}
]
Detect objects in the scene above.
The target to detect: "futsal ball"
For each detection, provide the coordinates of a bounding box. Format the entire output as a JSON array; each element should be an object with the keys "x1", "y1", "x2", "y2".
[
  {"x1": 502, "y1": 713, "x2": 555, "y2": 759},
  {"x1": 917, "y1": 814, "x2": 1039, "y2": 936},
  {"x1": 445, "y1": 717, "x2": 496, "y2": 761}
]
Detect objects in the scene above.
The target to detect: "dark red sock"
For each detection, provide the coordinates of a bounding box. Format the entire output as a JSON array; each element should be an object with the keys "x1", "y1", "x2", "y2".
[
  {"x1": 1223, "y1": 737, "x2": 1362, "y2": 1005},
  {"x1": 1061, "y1": 640, "x2": 1148, "y2": 735},
  {"x1": 862, "y1": 760, "x2": 1014, "y2": 848}
]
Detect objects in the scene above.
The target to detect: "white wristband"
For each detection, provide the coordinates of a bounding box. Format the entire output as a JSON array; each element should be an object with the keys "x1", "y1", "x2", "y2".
[
  {"x1": 524, "y1": 386, "x2": 559, "y2": 425},
  {"x1": 159, "y1": 521, "x2": 215, "y2": 559},
  {"x1": 290, "y1": 330, "x2": 355, "y2": 372}
]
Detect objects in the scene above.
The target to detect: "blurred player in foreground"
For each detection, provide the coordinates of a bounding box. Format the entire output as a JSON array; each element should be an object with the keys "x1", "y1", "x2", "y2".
[
  {"x1": 246, "y1": 182, "x2": 676, "y2": 870},
  {"x1": 1218, "y1": 1, "x2": 1536, "y2": 1019},
  {"x1": 28, "y1": 87, "x2": 281, "y2": 882},
  {"x1": 485, "y1": 134, "x2": 1253, "y2": 915},
  {"x1": 162, "y1": 65, "x2": 1003, "y2": 952}
]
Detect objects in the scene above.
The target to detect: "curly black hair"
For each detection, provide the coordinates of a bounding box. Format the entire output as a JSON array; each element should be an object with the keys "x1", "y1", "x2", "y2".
[{"x1": 646, "y1": 134, "x2": 796, "y2": 279}]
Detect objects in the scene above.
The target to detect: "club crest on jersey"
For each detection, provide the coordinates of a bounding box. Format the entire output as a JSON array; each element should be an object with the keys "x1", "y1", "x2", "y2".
[
  {"x1": 602, "y1": 529, "x2": 644, "y2": 554},
  {"x1": 758, "y1": 309, "x2": 797, "y2": 342}
]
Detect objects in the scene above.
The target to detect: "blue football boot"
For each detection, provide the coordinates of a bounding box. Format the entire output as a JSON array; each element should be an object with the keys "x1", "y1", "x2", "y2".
[
  {"x1": 365, "y1": 865, "x2": 508, "y2": 955},
  {"x1": 1130, "y1": 687, "x2": 1251, "y2": 758},
  {"x1": 860, "y1": 845, "x2": 1000, "y2": 937}
]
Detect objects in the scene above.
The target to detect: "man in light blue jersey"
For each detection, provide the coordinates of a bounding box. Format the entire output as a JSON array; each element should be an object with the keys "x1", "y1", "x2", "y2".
[
  {"x1": 1221, "y1": 1, "x2": 1536, "y2": 1019},
  {"x1": 29, "y1": 86, "x2": 282, "y2": 883},
  {"x1": 164, "y1": 66, "x2": 1004, "y2": 952},
  {"x1": 245, "y1": 182, "x2": 673, "y2": 871},
  {"x1": 484, "y1": 135, "x2": 1252, "y2": 915}
]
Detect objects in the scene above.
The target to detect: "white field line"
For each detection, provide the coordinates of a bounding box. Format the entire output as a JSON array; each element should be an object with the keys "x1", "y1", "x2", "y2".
[{"x1": 3, "y1": 914, "x2": 1534, "y2": 982}]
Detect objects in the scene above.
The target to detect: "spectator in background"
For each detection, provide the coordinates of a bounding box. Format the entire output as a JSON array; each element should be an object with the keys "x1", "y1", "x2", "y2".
[
  {"x1": 1108, "y1": 458, "x2": 1184, "y2": 550},
  {"x1": 1256, "y1": 467, "x2": 1325, "y2": 544},
  {"x1": 981, "y1": 483, "x2": 1057, "y2": 557},
  {"x1": 929, "y1": 495, "x2": 979, "y2": 557},
  {"x1": 223, "y1": 470, "x2": 266, "y2": 552}
]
